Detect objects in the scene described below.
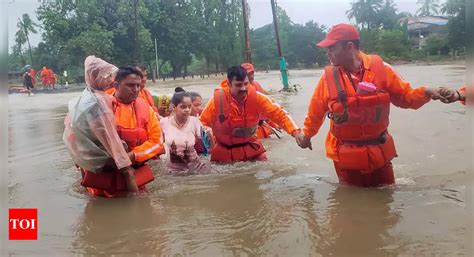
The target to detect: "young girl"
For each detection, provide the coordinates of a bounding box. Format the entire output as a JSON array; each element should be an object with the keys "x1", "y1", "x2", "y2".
[{"x1": 160, "y1": 89, "x2": 211, "y2": 175}]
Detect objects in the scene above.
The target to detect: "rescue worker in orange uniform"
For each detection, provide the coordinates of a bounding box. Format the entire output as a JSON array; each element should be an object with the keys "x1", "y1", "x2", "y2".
[
  {"x1": 85, "y1": 66, "x2": 163, "y2": 197},
  {"x1": 200, "y1": 66, "x2": 302, "y2": 163},
  {"x1": 30, "y1": 67, "x2": 36, "y2": 86},
  {"x1": 241, "y1": 62, "x2": 281, "y2": 139},
  {"x1": 296, "y1": 24, "x2": 449, "y2": 187},
  {"x1": 136, "y1": 65, "x2": 159, "y2": 114},
  {"x1": 40, "y1": 66, "x2": 50, "y2": 88}
]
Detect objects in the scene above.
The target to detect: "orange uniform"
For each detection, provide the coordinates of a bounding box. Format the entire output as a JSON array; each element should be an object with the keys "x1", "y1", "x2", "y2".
[
  {"x1": 303, "y1": 52, "x2": 430, "y2": 161},
  {"x1": 200, "y1": 80, "x2": 299, "y2": 162},
  {"x1": 459, "y1": 86, "x2": 466, "y2": 105},
  {"x1": 107, "y1": 87, "x2": 159, "y2": 114},
  {"x1": 113, "y1": 100, "x2": 163, "y2": 162},
  {"x1": 30, "y1": 68, "x2": 36, "y2": 85},
  {"x1": 303, "y1": 53, "x2": 431, "y2": 187},
  {"x1": 252, "y1": 81, "x2": 265, "y2": 93},
  {"x1": 40, "y1": 67, "x2": 49, "y2": 85},
  {"x1": 139, "y1": 88, "x2": 159, "y2": 113},
  {"x1": 85, "y1": 97, "x2": 163, "y2": 197}
]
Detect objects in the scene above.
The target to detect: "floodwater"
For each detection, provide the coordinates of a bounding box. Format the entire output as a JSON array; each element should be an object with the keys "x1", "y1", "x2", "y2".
[{"x1": 8, "y1": 63, "x2": 471, "y2": 256}]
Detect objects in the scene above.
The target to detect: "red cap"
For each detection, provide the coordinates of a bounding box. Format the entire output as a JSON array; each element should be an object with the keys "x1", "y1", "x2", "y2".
[
  {"x1": 316, "y1": 23, "x2": 360, "y2": 48},
  {"x1": 241, "y1": 63, "x2": 255, "y2": 73}
]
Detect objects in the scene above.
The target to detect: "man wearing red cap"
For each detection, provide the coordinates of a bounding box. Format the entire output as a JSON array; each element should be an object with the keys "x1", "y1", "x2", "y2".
[
  {"x1": 241, "y1": 63, "x2": 266, "y2": 93},
  {"x1": 240, "y1": 62, "x2": 282, "y2": 139},
  {"x1": 296, "y1": 23, "x2": 449, "y2": 187}
]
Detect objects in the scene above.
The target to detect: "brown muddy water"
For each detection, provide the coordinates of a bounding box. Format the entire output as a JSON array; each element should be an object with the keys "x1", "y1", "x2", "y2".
[{"x1": 8, "y1": 63, "x2": 471, "y2": 256}]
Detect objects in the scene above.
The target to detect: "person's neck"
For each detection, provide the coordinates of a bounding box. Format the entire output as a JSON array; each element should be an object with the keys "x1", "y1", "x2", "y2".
[
  {"x1": 115, "y1": 94, "x2": 132, "y2": 105},
  {"x1": 231, "y1": 92, "x2": 245, "y2": 104},
  {"x1": 342, "y1": 53, "x2": 362, "y2": 73},
  {"x1": 174, "y1": 113, "x2": 188, "y2": 125}
]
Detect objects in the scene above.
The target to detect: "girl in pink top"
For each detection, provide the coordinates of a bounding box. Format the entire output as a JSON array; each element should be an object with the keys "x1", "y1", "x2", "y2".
[{"x1": 160, "y1": 90, "x2": 211, "y2": 175}]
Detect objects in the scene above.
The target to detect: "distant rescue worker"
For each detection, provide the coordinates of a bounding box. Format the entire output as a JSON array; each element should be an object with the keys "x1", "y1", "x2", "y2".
[
  {"x1": 40, "y1": 66, "x2": 50, "y2": 88},
  {"x1": 241, "y1": 62, "x2": 281, "y2": 139},
  {"x1": 296, "y1": 24, "x2": 450, "y2": 187},
  {"x1": 136, "y1": 65, "x2": 159, "y2": 113},
  {"x1": 200, "y1": 66, "x2": 303, "y2": 163},
  {"x1": 30, "y1": 67, "x2": 37, "y2": 86}
]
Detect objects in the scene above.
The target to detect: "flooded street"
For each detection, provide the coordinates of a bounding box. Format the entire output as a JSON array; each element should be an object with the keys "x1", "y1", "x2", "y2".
[{"x1": 8, "y1": 63, "x2": 470, "y2": 256}]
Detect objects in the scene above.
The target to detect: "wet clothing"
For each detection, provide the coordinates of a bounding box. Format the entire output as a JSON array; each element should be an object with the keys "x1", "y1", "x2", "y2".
[
  {"x1": 160, "y1": 116, "x2": 210, "y2": 174},
  {"x1": 23, "y1": 72, "x2": 34, "y2": 90},
  {"x1": 139, "y1": 88, "x2": 159, "y2": 113},
  {"x1": 303, "y1": 52, "x2": 431, "y2": 187},
  {"x1": 200, "y1": 80, "x2": 299, "y2": 163}
]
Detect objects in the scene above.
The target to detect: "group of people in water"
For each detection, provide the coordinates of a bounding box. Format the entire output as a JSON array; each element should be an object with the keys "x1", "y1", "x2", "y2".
[{"x1": 63, "y1": 23, "x2": 468, "y2": 197}]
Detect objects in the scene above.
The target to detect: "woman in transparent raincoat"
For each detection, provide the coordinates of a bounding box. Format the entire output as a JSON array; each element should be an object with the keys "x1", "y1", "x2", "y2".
[{"x1": 63, "y1": 56, "x2": 140, "y2": 196}]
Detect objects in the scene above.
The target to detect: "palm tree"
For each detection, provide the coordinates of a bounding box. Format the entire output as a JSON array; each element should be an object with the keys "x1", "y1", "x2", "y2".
[
  {"x1": 14, "y1": 28, "x2": 27, "y2": 65},
  {"x1": 346, "y1": 0, "x2": 383, "y2": 30},
  {"x1": 416, "y1": 0, "x2": 440, "y2": 16},
  {"x1": 16, "y1": 14, "x2": 38, "y2": 65}
]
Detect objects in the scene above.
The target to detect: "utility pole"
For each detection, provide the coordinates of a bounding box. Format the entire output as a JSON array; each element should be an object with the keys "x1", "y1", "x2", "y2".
[
  {"x1": 242, "y1": 0, "x2": 252, "y2": 63},
  {"x1": 270, "y1": 0, "x2": 290, "y2": 91},
  {"x1": 154, "y1": 37, "x2": 159, "y2": 80},
  {"x1": 133, "y1": 0, "x2": 139, "y2": 63}
]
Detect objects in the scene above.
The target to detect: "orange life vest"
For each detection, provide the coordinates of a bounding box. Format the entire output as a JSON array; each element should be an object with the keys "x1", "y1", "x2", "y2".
[
  {"x1": 141, "y1": 88, "x2": 159, "y2": 113},
  {"x1": 326, "y1": 55, "x2": 397, "y2": 172},
  {"x1": 80, "y1": 97, "x2": 154, "y2": 192},
  {"x1": 211, "y1": 87, "x2": 266, "y2": 162}
]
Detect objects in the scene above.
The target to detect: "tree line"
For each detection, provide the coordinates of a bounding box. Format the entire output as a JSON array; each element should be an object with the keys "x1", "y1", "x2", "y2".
[{"x1": 10, "y1": 0, "x2": 466, "y2": 82}]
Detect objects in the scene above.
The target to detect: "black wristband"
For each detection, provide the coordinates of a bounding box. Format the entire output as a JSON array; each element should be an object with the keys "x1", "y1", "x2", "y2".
[{"x1": 456, "y1": 90, "x2": 462, "y2": 101}]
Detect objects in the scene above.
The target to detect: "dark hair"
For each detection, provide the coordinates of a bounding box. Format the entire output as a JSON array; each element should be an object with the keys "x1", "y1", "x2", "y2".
[
  {"x1": 339, "y1": 40, "x2": 360, "y2": 50},
  {"x1": 136, "y1": 64, "x2": 147, "y2": 72},
  {"x1": 116, "y1": 66, "x2": 143, "y2": 83},
  {"x1": 188, "y1": 92, "x2": 201, "y2": 101},
  {"x1": 171, "y1": 91, "x2": 192, "y2": 106},
  {"x1": 227, "y1": 66, "x2": 247, "y2": 82},
  {"x1": 174, "y1": 87, "x2": 185, "y2": 93}
]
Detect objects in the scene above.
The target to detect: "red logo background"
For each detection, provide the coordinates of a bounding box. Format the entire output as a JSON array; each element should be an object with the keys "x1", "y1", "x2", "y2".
[{"x1": 9, "y1": 208, "x2": 38, "y2": 240}]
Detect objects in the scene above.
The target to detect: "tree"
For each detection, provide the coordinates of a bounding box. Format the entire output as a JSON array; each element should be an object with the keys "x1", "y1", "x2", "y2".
[
  {"x1": 346, "y1": 0, "x2": 383, "y2": 30},
  {"x1": 377, "y1": 0, "x2": 399, "y2": 29},
  {"x1": 441, "y1": 0, "x2": 466, "y2": 51},
  {"x1": 16, "y1": 14, "x2": 38, "y2": 65},
  {"x1": 416, "y1": 0, "x2": 440, "y2": 16}
]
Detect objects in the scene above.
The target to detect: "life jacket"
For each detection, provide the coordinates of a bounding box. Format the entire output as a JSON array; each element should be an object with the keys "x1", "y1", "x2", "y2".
[
  {"x1": 326, "y1": 55, "x2": 397, "y2": 172},
  {"x1": 211, "y1": 87, "x2": 266, "y2": 162},
  {"x1": 141, "y1": 88, "x2": 159, "y2": 113},
  {"x1": 113, "y1": 97, "x2": 150, "y2": 149},
  {"x1": 80, "y1": 97, "x2": 154, "y2": 193},
  {"x1": 252, "y1": 81, "x2": 265, "y2": 93}
]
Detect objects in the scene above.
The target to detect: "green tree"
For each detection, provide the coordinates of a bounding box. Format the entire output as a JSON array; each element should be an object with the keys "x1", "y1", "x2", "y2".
[
  {"x1": 416, "y1": 0, "x2": 440, "y2": 16},
  {"x1": 16, "y1": 14, "x2": 38, "y2": 65},
  {"x1": 377, "y1": 0, "x2": 399, "y2": 29},
  {"x1": 346, "y1": 0, "x2": 383, "y2": 30},
  {"x1": 441, "y1": 0, "x2": 466, "y2": 51}
]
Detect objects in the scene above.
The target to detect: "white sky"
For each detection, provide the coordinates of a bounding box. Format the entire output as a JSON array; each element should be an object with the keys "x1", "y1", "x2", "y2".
[{"x1": 6, "y1": 0, "x2": 427, "y2": 52}]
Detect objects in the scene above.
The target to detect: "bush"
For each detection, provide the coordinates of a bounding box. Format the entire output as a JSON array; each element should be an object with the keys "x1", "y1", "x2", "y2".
[{"x1": 425, "y1": 35, "x2": 450, "y2": 55}]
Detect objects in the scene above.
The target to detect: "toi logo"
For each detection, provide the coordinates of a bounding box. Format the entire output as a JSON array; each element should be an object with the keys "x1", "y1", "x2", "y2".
[{"x1": 9, "y1": 208, "x2": 38, "y2": 240}]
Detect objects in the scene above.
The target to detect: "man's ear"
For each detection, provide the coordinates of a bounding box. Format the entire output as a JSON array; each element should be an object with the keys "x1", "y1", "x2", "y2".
[{"x1": 113, "y1": 81, "x2": 119, "y2": 88}]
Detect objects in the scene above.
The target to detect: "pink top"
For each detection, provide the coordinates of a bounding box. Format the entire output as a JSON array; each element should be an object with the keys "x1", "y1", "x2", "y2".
[{"x1": 160, "y1": 116, "x2": 210, "y2": 174}]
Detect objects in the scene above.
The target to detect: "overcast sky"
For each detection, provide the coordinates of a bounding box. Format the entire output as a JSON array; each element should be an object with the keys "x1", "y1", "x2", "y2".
[{"x1": 7, "y1": 0, "x2": 427, "y2": 52}]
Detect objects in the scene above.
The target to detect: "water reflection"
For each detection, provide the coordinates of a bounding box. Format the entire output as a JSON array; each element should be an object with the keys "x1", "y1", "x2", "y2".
[
  {"x1": 73, "y1": 197, "x2": 166, "y2": 255},
  {"x1": 319, "y1": 186, "x2": 399, "y2": 256}
]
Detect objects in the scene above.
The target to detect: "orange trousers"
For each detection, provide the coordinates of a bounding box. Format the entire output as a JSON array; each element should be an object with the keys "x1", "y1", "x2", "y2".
[{"x1": 333, "y1": 161, "x2": 395, "y2": 187}]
